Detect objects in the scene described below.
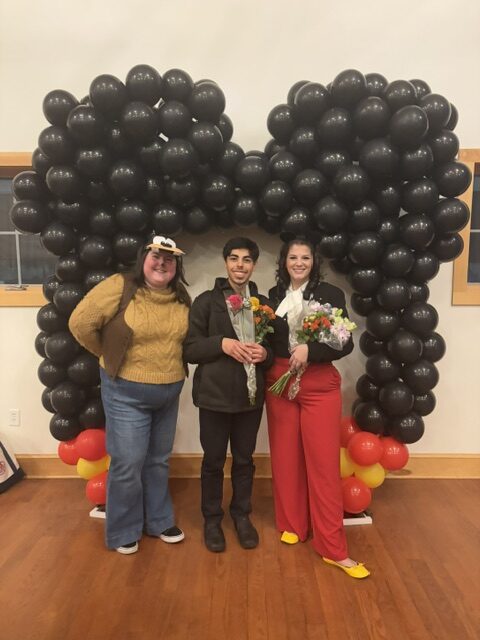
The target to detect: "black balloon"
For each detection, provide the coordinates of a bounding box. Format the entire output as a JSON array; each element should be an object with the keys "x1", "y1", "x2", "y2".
[
  {"x1": 383, "y1": 80, "x2": 417, "y2": 112},
  {"x1": 402, "y1": 179, "x2": 439, "y2": 214},
  {"x1": 316, "y1": 108, "x2": 352, "y2": 148},
  {"x1": 314, "y1": 149, "x2": 351, "y2": 178},
  {"x1": 376, "y1": 278, "x2": 411, "y2": 311},
  {"x1": 348, "y1": 232, "x2": 383, "y2": 267},
  {"x1": 84, "y1": 269, "x2": 114, "y2": 291},
  {"x1": 330, "y1": 69, "x2": 367, "y2": 108},
  {"x1": 359, "y1": 138, "x2": 400, "y2": 179},
  {"x1": 381, "y1": 243, "x2": 414, "y2": 277},
  {"x1": 281, "y1": 207, "x2": 312, "y2": 236},
  {"x1": 333, "y1": 165, "x2": 370, "y2": 204},
  {"x1": 188, "y1": 123, "x2": 223, "y2": 162},
  {"x1": 366, "y1": 352, "x2": 400, "y2": 384},
  {"x1": 41, "y1": 222, "x2": 77, "y2": 256},
  {"x1": 37, "y1": 303, "x2": 68, "y2": 333},
  {"x1": 353, "y1": 401, "x2": 386, "y2": 434},
  {"x1": 89, "y1": 74, "x2": 128, "y2": 116},
  {"x1": 353, "y1": 96, "x2": 390, "y2": 139},
  {"x1": 152, "y1": 204, "x2": 183, "y2": 236},
  {"x1": 365, "y1": 73, "x2": 388, "y2": 97},
  {"x1": 351, "y1": 293, "x2": 376, "y2": 317},
  {"x1": 318, "y1": 232, "x2": 348, "y2": 260},
  {"x1": 157, "y1": 100, "x2": 192, "y2": 137},
  {"x1": 401, "y1": 302, "x2": 438, "y2": 337},
  {"x1": 38, "y1": 126, "x2": 75, "y2": 164},
  {"x1": 160, "y1": 68, "x2": 193, "y2": 102},
  {"x1": 289, "y1": 126, "x2": 318, "y2": 161},
  {"x1": 126, "y1": 64, "x2": 163, "y2": 106},
  {"x1": 188, "y1": 81, "x2": 225, "y2": 122},
  {"x1": 387, "y1": 328, "x2": 423, "y2": 363},
  {"x1": 10, "y1": 200, "x2": 50, "y2": 234},
  {"x1": 379, "y1": 380, "x2": 414, "y2": 416},
  {"x1": 422, "y1": 332, "x2": 446, "y2": 362},
  {"x1": 53, "y1": 283, "x2": 85, "y2": 316},
  {"x1": 215, "y1": 141, "x2": 245, "y2": 177},
  {"x1": 13, "y1": 171, "x2": 48, "y2": 202},
  {"x1": 399, "y1": 144, "x2": 434, "y2": 181},
  {"x1": 409, "y1": 283, "x2": 430, "y2": 303},
  {"x1": 41, "y1": 388, "x2": 55, "y2": 414},
  {"x1": 402, "y1": 359, "x2": 439, "y2": 394},
  {"x1": 359, "y1": 331, "x2": 385, "y2": 357},
  {"x1": 49, "y1": 413, "x2": 82, "y2": 441},
  {"x1": 419, "y1": 93, "x2": 451, "y2": 132},
  {"x1": 431, "y1": 198, "x2": 469, "y2": 234},
  {"x1": 235, "y1": 155, "x2": 270, "y2": 195},
  {"x1": 43, "y1": 89, "x2": 78, "y2": 126},
  {"x1": 108, "y1": 160, "x2": 144, "y2": 197},
  {"x1": 356, "y1": 374, "x2": 380, "y2": 401},
  {"x1": 44, "y1": 331, "x2": 80, "y2": 365},
  {"x1": 232, "y1": 195, "x2": 261, "y2": 227},
  {"x1": 267, "y1": 104, "x2": 296, "y2": 144},
  {"x1": 399, "y1": 213, "x2": 435, "y2": 251},
  {"x1": 408, "y1": 252, "x2": 440, "y2": 284},
  {"x1": 313, "y1": 196, "x2": 349, "y2": 233},
  {"x1": 67, "y1": 352, "x2": 100, "y2": 386},
  {"x1": 75, "y1": 147, "x2": 111, "y2": 178},
  {"x1": 79, "y1": 236, "x2": 113, "y2": 268},
  {"x1": 348, "y1": 266, "x2": 382, "y2": 295},
  {"x1": 260, "y1": 181, "x2": 293, "y2": 216},
  {"x1": 431, "y1": 233, "x2": 464, "y2": 262},
  {"x1": 113, "y1": 233, "x2": 144, "y2": 265},
  {"x1": 46, "y1": 165, "x2": 84, "y2": 203},
  {"x1": 67, "y1": 105, "x2": 106, "y2": 145},
  {"x1": 429, "y1": 129, "x2": 459, "y2": 164},
  {"x1": 433, "y1": 161, "x2": 472, "y2": 198},
  {"x1": 79, "y1": 398, "x2": 105, "y2": 429},
  {"x1": 89, "y1": 206, "x2": 118, "y2": 237},
  {"x1": 42, "y1": 275, "x2": 61, "y2": 302},
  {"x1": 413, "y1": 391, "x2": 436, "y2": 416},
  {"x1": 349, "y1": 201, "x2": 380, "y2": 233},
  {"x1": 293, "y1": 170, "x2": 328, "y2": 205},
  {"x1": 35, "y1": 332, "x2": 49, "y2": 358},
  {"x1": 389, "y1": 412, "x2": 425, "y2": 444},
  {"x1": 184, "y1": 206, "x2": 212, "y2": 234},
  {"x1": 38, "y1": 359, "x2": 67, "y2": 388},
  {"x1": 409, "y1": 79, "x2": 431, "y2": 99},
  {"x1": 366, "y1": 309, "x2": 400, "y2": 340},
  {"x1": 371, "y1": 182, "x2": 402, "y2": 218},
  {"x1": 294, "y1": 82, "x2": 331, "y2": 123},
  {"x1": 389, "y1": 105, "x2": 428, "y2": 149}
]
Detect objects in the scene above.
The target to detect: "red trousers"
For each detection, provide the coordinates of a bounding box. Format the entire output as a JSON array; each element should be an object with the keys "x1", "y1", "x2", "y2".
[{"x1": 265, "y1": 358, "x2": 348, "y2": 560}]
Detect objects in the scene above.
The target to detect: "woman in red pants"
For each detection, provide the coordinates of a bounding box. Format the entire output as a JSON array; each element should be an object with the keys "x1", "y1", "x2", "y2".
[{"x1": 266, "y1": 235, "x2": 370, "y2": 579}]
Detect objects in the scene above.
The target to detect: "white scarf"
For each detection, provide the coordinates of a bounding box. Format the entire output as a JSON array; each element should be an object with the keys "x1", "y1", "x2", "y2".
[{"x1": 275, "y1": 282, "x2": 310, "y2": 351}]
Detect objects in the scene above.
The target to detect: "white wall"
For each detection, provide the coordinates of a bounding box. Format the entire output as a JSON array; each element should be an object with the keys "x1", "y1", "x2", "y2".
[{"x1": 1, "y1": 0, "x2": 479, "y2": 454}]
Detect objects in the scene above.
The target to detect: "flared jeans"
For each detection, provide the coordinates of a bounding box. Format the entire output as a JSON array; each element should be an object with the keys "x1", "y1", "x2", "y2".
[{"x1": 100, "y1": 369, "x2": 183, "y2": 549}]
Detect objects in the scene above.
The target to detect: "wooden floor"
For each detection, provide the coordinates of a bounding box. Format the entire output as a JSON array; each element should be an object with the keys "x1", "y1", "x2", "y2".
[{"x1": 1, "y1": 478, "x2": 479, "y2": 640}]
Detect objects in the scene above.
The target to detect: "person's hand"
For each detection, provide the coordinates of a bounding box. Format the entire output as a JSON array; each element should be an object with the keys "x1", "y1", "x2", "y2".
[
  {"x1": 289, "y1": 344, "x2": 308, "y2": 372},
  {"x1": 222, "y1": 338, "x2": 253, "y2": 363},
  {"x1": 245, "y1": 342, "x2": 267, "y2": 364}
]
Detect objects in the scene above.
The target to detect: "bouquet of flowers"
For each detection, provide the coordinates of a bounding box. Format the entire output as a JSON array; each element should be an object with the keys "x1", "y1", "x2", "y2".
[
  {"x1": 226, "y1": 295, "x2": 275, "y2": 343},
  {"x1": 269, "y1": 301, "x2": 356, "y2": 400},
  {"x1": 226, "y1": 294, "x2": 275, "y2": 404}
]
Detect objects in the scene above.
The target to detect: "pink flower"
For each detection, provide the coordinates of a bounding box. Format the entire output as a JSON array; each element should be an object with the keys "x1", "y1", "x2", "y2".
[{"x1": 226, "y1": 294, "x2": 244, "y2": 312}]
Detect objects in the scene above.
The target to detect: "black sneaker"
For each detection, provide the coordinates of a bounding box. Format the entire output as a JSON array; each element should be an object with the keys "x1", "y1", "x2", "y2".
[
  {"x1": 233, "y1": 515, "x2": 259, "y2": 549},
  {"x1": 116, "y1": 541, "x2": 138, "y2": 555},
  {"x1": 160, "y1": 526, "x2": 185, "y2": 543}
]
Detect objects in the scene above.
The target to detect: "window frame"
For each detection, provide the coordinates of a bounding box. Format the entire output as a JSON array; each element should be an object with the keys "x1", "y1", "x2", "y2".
[
  {"x1": 0, "y1": 152, "x2": 47, "y2": 307},
  {"x1": 452, "y1": 149, "x2": 480, "y2": 305}
]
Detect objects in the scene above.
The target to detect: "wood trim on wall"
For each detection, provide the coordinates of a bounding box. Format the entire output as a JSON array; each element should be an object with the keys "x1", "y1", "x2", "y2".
[
  {"x1": 452, "y1": 149, "x2": 480, "y2": 305},
  {"x1": 16, "y1": 453, "x2": 480, "y2": 480},
  {"x1": 0, "y1": 285, "x2": 47, "y2": 307},
  {"x1": 0, "y1": 151, "x2": 32, "y2": 177}
]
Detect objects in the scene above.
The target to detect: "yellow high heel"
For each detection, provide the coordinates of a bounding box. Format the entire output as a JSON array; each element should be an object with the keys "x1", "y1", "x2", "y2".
[
  {"x1": 280, "y1": 531, "x2": 299, "y2": 544},
  {"x1": 322, "y1": 557, "x2": 370, "y2": 579}
]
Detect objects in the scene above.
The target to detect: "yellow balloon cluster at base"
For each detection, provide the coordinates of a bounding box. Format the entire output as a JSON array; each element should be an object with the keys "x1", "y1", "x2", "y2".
[
  {"x1": 77, "y1": 455, "x2": 110, "y2": 480},
  {"x1": 340, "y1": 447, "x2": 356, "y2": 478}
]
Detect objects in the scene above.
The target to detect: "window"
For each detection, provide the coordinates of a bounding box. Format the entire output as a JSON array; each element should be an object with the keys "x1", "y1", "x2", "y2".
[
  {"x1": 0, "y1": 152, "x2": 54, "y2": 306},
  {"x1": 452, "y1": 149, "x2": 480, "y2": 305}
]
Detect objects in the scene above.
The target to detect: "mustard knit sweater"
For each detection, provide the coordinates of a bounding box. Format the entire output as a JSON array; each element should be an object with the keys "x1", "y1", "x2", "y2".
[{"x1": 68, "y1": 273, "x2": 189, "y2": 384}]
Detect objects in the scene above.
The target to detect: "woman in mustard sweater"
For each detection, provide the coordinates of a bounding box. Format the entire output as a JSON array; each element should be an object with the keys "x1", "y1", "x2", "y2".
[{"x1": 69, "y1": 236, "x2": 191, "y2": 554}]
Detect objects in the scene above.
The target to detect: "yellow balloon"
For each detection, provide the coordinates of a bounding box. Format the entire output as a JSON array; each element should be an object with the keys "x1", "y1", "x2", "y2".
[
  {"x1": 354, "y1": 462, "x2": 386, "y2": 488},
  {"x1": 340, "y1": 447, "x2": 355, "y2": 478},
  {"x1": 77, "y1": 455, "x2": 110, "y2": 480}
]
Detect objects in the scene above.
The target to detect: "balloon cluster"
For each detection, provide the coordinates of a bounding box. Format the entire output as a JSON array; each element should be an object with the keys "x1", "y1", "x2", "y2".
[
  {"x1": 339, "y1": 415, "x2": 408, "y2": 513},
  {"x1": 265, "y1": 70, "x2": 471, "y2": 445},
  {"x1": 9, "y1": 68, "x2": 472, "y2": 502}
]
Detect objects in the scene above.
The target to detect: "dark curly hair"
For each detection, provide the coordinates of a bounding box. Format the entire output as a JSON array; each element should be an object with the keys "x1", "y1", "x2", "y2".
[
  {"x1": 276, "y1": 236, "x2": 323, "y2": 298},
  {"x1": 131, "y1": 245, "x2": 192, "y2": 308}
]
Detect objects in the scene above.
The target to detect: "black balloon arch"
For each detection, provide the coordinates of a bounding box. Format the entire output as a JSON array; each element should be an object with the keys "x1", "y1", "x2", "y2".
[{"x1": 10, "y1": 66, "x2": 471, "y2": 500}]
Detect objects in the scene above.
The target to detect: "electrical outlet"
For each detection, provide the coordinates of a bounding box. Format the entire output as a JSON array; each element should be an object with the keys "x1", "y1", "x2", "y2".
[{"x1": 8, "y1": 409, "x2": 20, "y2": 427}]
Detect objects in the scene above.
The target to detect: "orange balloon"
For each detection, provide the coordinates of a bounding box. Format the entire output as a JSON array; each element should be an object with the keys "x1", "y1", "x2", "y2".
[
  {"x1": 58, "y1": 439, "x2": 79, "y2": 465},
  {"x1": 380, "y1": 436, "x2": 409, "y2": 471},
  {"x1": 86, "y1": 471, "x2": 107, "y2": 505},
  {"x1": 342, "y1": 477, "x2": 372, "y2": 514},
  {"x1": 347, "y1": 431, "x2": 383, "y2": 466}
]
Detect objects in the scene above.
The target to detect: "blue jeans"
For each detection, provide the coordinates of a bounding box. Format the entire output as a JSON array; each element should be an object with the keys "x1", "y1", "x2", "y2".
[{"x1": 100, "y1": 369, "x2": 184, "y2": 549}]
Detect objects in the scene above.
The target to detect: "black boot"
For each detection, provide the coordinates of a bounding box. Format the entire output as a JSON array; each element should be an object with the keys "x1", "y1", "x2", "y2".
[
  {"x1": 204, "y1": 521, "x2": 226, "y2": 553},
  {"x1": 233, "y1": 515, "x2": 259, "y2": 549}
]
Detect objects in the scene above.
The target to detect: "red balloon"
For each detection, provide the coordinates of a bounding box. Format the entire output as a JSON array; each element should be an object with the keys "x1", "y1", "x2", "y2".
[
  {"x1": 342, "y1": 477, "x2": 372, "y2": 514},
  {"x1": 76, "y1": 428, "x2": 106, "y2": 461},
  {"x1": 347, "y1": 431, "x2": 383, "y2": 466},
  {"x1": 86, "y1": 471, "x2": 107, "y2": 505},
  {"x1": 58, "y1": 439, "x2": 79, "y2": 465},
  {"x1": 380, "y1": 436, "x2": 409, "y2": 471},
  {"x1": 340, "y1": 415, "x2": 361, "y2": 447}
]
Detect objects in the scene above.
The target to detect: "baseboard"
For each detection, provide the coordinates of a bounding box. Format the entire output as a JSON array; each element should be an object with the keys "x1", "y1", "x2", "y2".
[{"x1": 15, "y1": 453, "x2": 480, "y2": 480}]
